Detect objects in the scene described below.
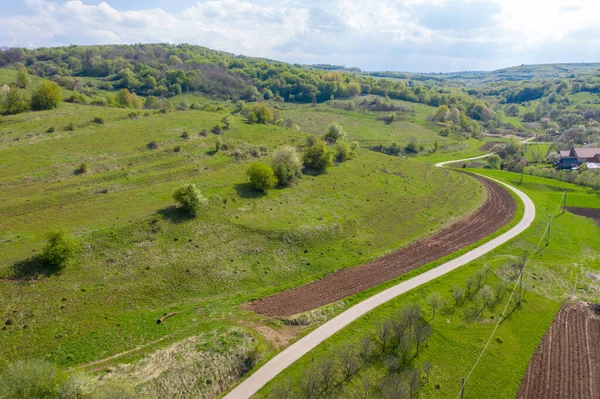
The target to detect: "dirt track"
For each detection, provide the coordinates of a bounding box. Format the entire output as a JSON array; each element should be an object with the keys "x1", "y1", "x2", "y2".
[
  {"x1": 518, "y1": 302, "x2": 600, "y2": 399},
  {"x1": 249, "y1": 174, "x2": 517, "y2": 317},
  {"x1": 565, "y1": 207, "x2": 600, "y2": 229}
]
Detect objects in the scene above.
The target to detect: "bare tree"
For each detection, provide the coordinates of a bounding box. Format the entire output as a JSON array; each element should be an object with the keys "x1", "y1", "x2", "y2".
[
  {"x1": 453, "y1": 285, "x2": 465, "y2": 307},
  {"x1": 390, "y1": 310, "x2": 411, "y2": 348},
  {"x1": 384, "y1": 354, "x2": 401, "y2": 373},
  {"x1": 361, "y1": 372, "x2": 374, "y2": 398},
  {"x1": 479, "y1": 285, "x2": 495, "y2": 308},
  {"x1": 359, "y1": 336, "x2": 375, "y2": 365},
  {"x1": 398, "y1": 336, "x2": 414, "y2": 365},
  {"x1": 299, "y1": 365, "x2": 321, "y2": 399},
  {"x1": 375, "y1": 320, "x2": 392, "y2": 353},
  {"x1": 338, "y1": 344, "x2": 360, "y2": 380},
  {"x1": 269, "y1": 379, "x2": 294, "y2": 399},
  {"x1": 413, "y1": 320, "x2": 432, "y2": 356},
  {"x1": 316, "y1": 356, "x2": 338, "y2": 393},
  {"x1": 403, "y1": 304, "x2": 422, "y2": 333},
  {"x1": 404, "y1": 368, "x2": 423, "y2": 399},
  {"x1": 379, "y1": 374, "x2": 408, "y2": 399},
  {"x1": 422, "y1": 360, "x2": 434, "y2": 383},
  {"x1": 493, "y1": 279, "x2": 508, "y2": 306},
  {"x1": 427, "y1": 292, "x2": 442, "y2": 319}
]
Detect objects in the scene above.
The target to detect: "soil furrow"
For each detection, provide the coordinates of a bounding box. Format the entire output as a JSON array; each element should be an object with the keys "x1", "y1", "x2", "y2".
[{"x1": 248, "y1": 174, "x2": 516, "y2": 317}]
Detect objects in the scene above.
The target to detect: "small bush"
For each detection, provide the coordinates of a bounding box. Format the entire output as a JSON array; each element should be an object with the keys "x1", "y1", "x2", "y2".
[
  {"x1": 246, "y1": 163, "x2": 278, "y2": 191},
  {"x1": 272, "y1": 146, "x2": 302, "y2": 186},
  {"x1": 0, "y1": 359, "x2": 63, "y2": 399},
  {"x1": 57, "y1": 373, "x2": 95, "y2": 399},
  {"x1": 42, "y1": 231, "x2": 80, "y2": 267},
  {"x1": 65, "y1": 122, "x2": 75, "y2": 131},
  {"x1": 92, "y1": 117, "x2": 104, "y2": 124},
  {"x1": 212, "y1": 125, "x2": 223, "y2": 135},
  {"x1": 147, "y1": 141, "x2": 159, "y2": 150},
  {"x1": 324, "y1": 123, "x2": 346, "y2": 143},
  {"x1": 173, "y1": 146, "x2": 181, "y2": 153},
  {"x1": 128, "y1": 111, "x2": 142, "y2": 119},
  {"x1": 172, "y1": 184, "x2": 207, "y2": 216},
  {"x1": 198, "y1": 129, "x2": 208, "y2": 137},
  {"x1": 215, "y1": 138, "x2": 222, "y2": 152},
  {"x1": 181, "y1": 131, "x2": 190, "y2": 139},
  {"x1": 47, "y1": 127, "x2": 55, "y2": 133},
  {"x1": 76, "y1": 162, "x2": 88, "y2": 174},
  {"x1": 303, "y1": 140, "x2": 333, "y2": 174}
]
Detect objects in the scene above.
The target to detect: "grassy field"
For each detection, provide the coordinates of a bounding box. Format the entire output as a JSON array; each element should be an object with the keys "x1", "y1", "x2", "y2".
[
  {"x1": 0, "y1": 94, "x2": 493, "y2": 396},
  {"x1": 254, "y1": 170, "x2": 600, "y2": 398}
]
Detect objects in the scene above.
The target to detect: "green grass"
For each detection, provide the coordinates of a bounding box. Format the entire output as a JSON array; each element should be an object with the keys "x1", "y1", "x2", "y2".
[
  {"x1": 254, "y1": 169, "x2": 600, "y2": 399},
  {"x1": 0, "y1": 97, "x2": 488, "y2": 389}
]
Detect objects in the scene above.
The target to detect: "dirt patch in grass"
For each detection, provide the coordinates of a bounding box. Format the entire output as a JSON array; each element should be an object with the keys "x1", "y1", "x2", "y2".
[
  {"x1": 242, "y1": 322, "x2": 300, "y2": 350},
  {"x1": 565, "y1": 207, "x2": 600, "y2": 229},
  {"x1": 478, "y1": 142, "x2": 498, "y2": 151},
  {"x1": 248, "y1": 174, "x2": 516, "y2": 317},
  {"x1": 517, "y1": 301, "x2": 600, "y2": 399}
]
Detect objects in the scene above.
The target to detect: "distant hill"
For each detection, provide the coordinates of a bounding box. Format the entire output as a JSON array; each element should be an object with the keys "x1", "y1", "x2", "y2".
[{"x1": 369, "y1": 63, "x2": 600, "y2": 85}]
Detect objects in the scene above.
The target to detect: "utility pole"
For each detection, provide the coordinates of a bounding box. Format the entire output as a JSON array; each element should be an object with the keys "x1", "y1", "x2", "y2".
[
  {"x1": 518, "y1": 251, "x2": 527, "y2": 305},
  {"x1": 546, "y1": 214, "x2": 552, "y2": 247},
  {"x1": 461, "y1": 378, "x2": 465, "y2": 399},
  {"x1": 518, "y1": 169, "x2": 523, "y2": 186},
  {"x1": 563, "y1": 189, "x2": 567, "y2": 209}
]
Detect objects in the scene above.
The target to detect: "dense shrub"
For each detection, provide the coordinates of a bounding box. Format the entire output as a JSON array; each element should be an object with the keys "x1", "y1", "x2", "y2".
[
  {"x1": 147, "y1": 141, "x2": 159, "y2": 150},
  {"x1": 2, "y1": 87, "x2": 30, "y2": 115},
  {"x1": 92, "y1": 117, "x2": 104, "y2": 124},
  {"x1": 46, "y1": 126, "x2": 55, "y2": 133},
  {"x1": 181, "y1": 130, "x2": 190, "y2": 139},
  {"x1": 272, "y1": 146, "x2": 302, "y2": 186},
  {"x1": 303, "y1": 140, "x2": 333, "y2": 174},
  {"x1": 246, "y1": 163, "x2": 278, "y2": 191},
  {"x1": 31, "y1": 81, "x2": 61, "y2": 111},
  {"x1": 42, "y1": 231, "x2": 80, "y2": 267},
  {"x1": 172, "y1": 184, "x2": 207, "y2": 216},
  {"x1": 57, "y1": 373, "x2": 95, "y2": 399},
  {"x1": 0, "y1": 359, "x2": 63, "y2": 399},
  {"x1": 324, "y1": 123, "x2": 346, "y2": 143}
]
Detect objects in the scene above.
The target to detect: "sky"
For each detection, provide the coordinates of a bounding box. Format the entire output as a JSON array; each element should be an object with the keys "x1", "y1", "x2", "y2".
[{"x1": 1, "y1": 0, "x2": 600, "y2": 73}]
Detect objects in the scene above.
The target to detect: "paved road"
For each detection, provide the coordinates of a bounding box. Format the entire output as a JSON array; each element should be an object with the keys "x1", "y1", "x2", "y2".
[{"x1": 224, "y1": 156, "x2": 536, "y2": 399}]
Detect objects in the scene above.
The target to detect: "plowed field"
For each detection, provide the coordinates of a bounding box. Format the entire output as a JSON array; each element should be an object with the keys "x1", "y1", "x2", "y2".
[
  {"x1": 249, "y1": 174, "x2": 517, "y2": 317},
  {"x1": 518, "y1": 302, "x2": 600, "y2": 399},
  {"x1": 565, "y1": 207, "x2": 600, "y2": 229}
]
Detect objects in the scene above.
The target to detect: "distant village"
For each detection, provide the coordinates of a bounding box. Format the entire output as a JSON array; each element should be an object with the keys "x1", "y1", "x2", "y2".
[{"x1": 556, "y1": 147, "x2": 600, "y2": 170}]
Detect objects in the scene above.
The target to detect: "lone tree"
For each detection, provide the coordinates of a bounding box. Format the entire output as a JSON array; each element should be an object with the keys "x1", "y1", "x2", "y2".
[
  {"x1": 303, "y1": 139, "x2": 333, "y2": 174},
  {"x1": 272, "y1": 146, "x2": 302, "y2": 186},
  {"x1": 427, "y1": 292, "x2": 442, "y2": 319},
  {"x1": 487, "y1": 154, "x2": 501, "y2": 169},
  {"x1": 172, "y1": 183, "x2": 207, "y2": 216},
  {"x1": 324, "y1": 123, "x2": 346, "y2": 143},
  {"x1": 42, "y1": 230, "x2": 80, "y2": 267},
  {"x1": 16, "y1": 66, "x2": 30, "y2": 89},
  {"x1": 31, "y1": 81, "x2": 61, "y2": 111},
  {"x1": 247, "y1": 163, "x2": 278, "y2": 191}
]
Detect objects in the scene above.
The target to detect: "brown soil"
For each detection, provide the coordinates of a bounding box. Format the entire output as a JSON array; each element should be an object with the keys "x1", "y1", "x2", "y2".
[
  {"x1": 248, "y1": 174, "x2": 516, "y2": 317},
  {"x1": 517, "y1": 302, "x2": 600, "y2": 399},
  {"x1": 565, "y1": 207, "x2": 600, "y2": 229},
  {"x1": 241, "y1": 322, "x2": 300, "y2": 350},
  {"x1": 478, "y1": 142, "x2": 498, "y2": 151}
]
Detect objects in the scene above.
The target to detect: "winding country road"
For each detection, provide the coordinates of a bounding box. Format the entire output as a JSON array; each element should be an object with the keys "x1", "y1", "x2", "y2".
[{"x1": 224, "y1": 154, "x2": 536, "y2": 399}]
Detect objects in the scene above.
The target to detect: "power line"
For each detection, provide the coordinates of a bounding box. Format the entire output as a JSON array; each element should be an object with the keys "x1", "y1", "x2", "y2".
[{"x1": 455, "y1": 190, "x2": 566, "y2": 399}]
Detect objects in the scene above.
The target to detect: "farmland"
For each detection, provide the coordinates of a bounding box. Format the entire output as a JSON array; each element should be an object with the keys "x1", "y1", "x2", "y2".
[{"x1": 518, "y1": 302, "x2": 600, "y2": 399}]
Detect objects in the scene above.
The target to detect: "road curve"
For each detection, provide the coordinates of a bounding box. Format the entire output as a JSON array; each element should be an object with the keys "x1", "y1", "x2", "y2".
[{"x1": 224, "y1": 156, "x2": 536, "y2": 399}]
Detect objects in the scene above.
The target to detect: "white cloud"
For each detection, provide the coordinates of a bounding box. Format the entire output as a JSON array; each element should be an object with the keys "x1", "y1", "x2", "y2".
[{"x1": 1, "y1": 0, "x2": 599, "y2": 72}]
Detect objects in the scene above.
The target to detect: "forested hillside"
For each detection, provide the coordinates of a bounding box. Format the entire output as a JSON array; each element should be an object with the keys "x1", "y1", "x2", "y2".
[{"x1": 0, "y1": 44, "x2": 476, "y2": 107}]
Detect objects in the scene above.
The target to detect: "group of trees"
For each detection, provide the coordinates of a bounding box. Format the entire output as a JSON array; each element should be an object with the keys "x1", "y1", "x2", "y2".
[
  {"x1": 268, "y1": 303, "x2": 434, "y2": 399},
  {"x1": 245, "y1": 123, "x2": 359, "y2": 192},
  {"x1": 1, "y1": 68, "x2": 62, "y2": 115},
  {"x1": 486, "y1": 140, "x2": 527, "y2": 172},
  {"x1": 431, "y1": 104, "x2": 484, "y2": 139}
]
